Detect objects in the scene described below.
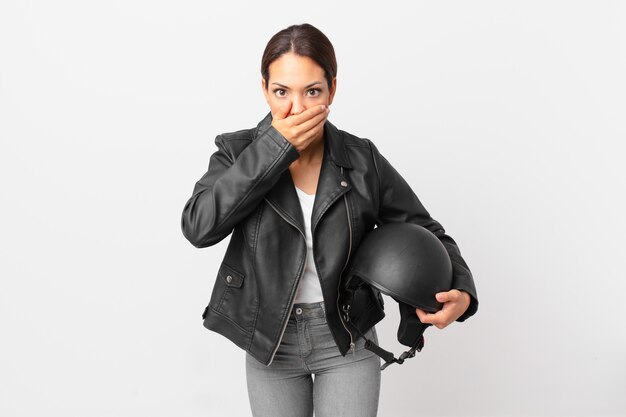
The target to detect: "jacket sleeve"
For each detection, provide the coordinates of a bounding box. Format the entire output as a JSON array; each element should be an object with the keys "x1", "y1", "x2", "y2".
[
  {"x1": 367, "y1": 139, "x2": 478, "y2": 322},
  {"x1": 181, "y1": 124, "x2": 300, "y2": 248}
]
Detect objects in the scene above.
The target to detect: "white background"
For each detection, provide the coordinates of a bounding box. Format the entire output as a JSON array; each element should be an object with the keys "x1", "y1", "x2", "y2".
[{"x1": 1, "y1": 1, "x2": 625, "y2": 416}]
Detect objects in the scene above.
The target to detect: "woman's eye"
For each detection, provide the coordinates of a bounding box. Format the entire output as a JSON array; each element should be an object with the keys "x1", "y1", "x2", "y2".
[
  {"x1": 273, "y1": 89, "x2": 286, "y2": 97},
  {"x1": 307, "y1": 88, "x2": 321, "y2": 97}
]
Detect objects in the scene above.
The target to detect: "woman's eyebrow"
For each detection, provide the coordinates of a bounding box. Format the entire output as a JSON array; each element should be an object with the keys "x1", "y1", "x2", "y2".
[{"x1": 271, "y1": 81, "x2": 322, "y2": 89}]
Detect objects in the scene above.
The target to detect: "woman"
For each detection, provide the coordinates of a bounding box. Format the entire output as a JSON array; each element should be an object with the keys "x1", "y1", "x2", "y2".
[{"x1": 181, "y1": 23, "x2": 478, "y2": 417}]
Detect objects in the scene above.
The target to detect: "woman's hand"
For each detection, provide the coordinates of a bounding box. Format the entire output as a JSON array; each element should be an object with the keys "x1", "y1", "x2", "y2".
[
  {"x1": 416, "y1": 289, "x2": 470, "y2": 330},
  {"x1": 271, "y1": 102, "x2": 330, "y2": 153}
]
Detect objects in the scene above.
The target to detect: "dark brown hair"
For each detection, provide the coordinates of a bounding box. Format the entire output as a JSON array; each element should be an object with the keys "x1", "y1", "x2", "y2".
[{"x1": 261, "y1": 23, "x2": 337, "y2": 91}]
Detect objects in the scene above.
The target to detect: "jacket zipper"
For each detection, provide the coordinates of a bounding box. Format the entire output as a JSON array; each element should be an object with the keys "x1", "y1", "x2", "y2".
[
  {"x1": 265, "y1": 198, "x2": 307, "y2": 366},
  {"x1": 266, "y1": 170, "x2": 355, "y2": 362},
  {"x1": 336, "y1": 167, "x2": 355, "y2": 356}
]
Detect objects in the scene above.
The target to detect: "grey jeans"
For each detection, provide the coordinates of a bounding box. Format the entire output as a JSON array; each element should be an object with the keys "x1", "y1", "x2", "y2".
[{"x1": 245, "y1": 302, "x2": 381, "y2": 417}]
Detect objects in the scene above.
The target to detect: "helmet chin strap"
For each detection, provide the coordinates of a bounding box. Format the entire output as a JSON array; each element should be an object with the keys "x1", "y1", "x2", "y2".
[
  {"x1": 376, "y1": 336, "x2": 425, "y2": 370},
  {"x1": 341, "y1": 274, "x2": 433, "y2": 370},
  {"x1": 350, "y1": 319, "x2": 429, "y2": 371}
]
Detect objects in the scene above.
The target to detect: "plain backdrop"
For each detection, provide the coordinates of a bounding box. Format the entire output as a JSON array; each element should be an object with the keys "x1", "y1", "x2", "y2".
[{"x1": 1, "y1": 1, "x2": 625, "y2": 416}]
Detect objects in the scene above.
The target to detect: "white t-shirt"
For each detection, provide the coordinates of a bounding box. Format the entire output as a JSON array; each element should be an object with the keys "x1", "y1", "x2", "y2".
[{"x1": 292, "y1": 185, "x2": 324, "y2": 304}]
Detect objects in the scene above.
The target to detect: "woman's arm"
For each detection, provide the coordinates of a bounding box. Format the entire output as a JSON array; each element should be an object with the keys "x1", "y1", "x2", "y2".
[
  {"x1": 366, "y1": 139, "x2": 478, "y2": 322},
  {"x1": 181, "y1": 125, "x2": 300, "y2": 248},
  {"x1": 181, "y1": 105, "x2": 328, "y2": 248}
]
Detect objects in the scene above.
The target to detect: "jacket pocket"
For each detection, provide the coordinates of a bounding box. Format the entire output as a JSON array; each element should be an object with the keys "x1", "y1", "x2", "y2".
[
  {"x1": 207, "y1": 262, "x2": 257, "y2": 333},
  {"x1": 218, "y1": 262, "x2": 244, "y2": 289}
]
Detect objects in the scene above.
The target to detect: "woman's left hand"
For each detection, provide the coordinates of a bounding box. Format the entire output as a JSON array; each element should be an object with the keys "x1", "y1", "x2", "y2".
[{"x1": 415, "y1": 290, "x2": 470, "y2": 330}]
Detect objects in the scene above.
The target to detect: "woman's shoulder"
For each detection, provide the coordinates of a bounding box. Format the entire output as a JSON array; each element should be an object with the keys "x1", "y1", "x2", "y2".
[
  {"x1": 215, "y1": 126, "x2": 257, "y2": 143},
  {"x1": 319, "y1": 117, "x2": 377, "y2": 153},
  {"x1": 334, "y1": 124, "x2": 372, "y2": 148},
  {"x1": 213, "y1": 111, "x2": 273, "y2": 144},
  {"x1": 331, "y1": 123, "x2": 384, "y2": 161}
]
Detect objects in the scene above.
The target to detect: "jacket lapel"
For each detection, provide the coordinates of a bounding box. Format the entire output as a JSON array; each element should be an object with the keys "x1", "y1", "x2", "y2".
[
  {"x1": 265, "y1": 169, "x2": 306, "y2": 235},
  {"x1": 258, "y1": 111, "x2": 353, "y2": 235},
  {"x1": 310, "y1": 138, "x2": 352, "y2": 235}
]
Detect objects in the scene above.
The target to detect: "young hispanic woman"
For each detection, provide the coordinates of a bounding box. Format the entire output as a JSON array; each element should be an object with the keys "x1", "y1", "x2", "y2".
[{"x1": 181, "y1": 23, "x2": 478, "y2": 417}]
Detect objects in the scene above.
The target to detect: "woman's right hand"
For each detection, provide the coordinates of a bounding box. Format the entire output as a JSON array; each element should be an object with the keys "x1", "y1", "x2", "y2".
[{"x1": 271, "y1": 102, "x2": 330, "y2": 154}]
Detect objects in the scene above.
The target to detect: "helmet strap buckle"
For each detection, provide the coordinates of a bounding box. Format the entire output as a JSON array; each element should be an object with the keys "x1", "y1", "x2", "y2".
[{"x1": 378, "y1": 336, "x2": 425, "y2": 370}]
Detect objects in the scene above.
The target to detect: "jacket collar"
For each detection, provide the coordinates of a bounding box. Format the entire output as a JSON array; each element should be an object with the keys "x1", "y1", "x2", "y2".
[{"x1": 256, "y1": 110, "x2": 353, "y2": 236}]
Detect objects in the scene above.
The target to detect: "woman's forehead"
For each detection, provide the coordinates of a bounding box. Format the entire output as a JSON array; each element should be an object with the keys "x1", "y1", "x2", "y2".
[{"x1": 268, "y1": 53, "x2": 325, "y2": 82}]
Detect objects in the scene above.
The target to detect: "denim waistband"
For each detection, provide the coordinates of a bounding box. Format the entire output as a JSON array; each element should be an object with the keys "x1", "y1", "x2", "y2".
[{"x1": 290, "y1": 301, "x2": 325, "y2": 320}]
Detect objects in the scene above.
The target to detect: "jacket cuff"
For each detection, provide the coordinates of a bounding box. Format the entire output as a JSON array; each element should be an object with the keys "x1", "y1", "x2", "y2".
[
  {"x1": 264, "y1": 124, "x2": 300, "y2": 161},
  {"x1": 454, "y1": 286, "x2": 478, "y2": 322}
]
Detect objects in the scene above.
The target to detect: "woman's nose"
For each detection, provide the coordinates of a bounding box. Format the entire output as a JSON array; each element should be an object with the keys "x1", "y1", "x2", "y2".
[{"x1": 290, "y1": 98, "x2": 305, "y2": 115}]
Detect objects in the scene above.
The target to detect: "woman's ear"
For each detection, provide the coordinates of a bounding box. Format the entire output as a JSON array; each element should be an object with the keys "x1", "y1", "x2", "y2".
[{"x1": 328, "y1": 77, "x2": 337, "y2": 106}]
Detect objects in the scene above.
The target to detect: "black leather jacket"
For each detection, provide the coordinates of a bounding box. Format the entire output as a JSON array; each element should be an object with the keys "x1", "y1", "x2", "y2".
[{"x1": 181, "y1": 111, "x2": 478, "y2": 366}]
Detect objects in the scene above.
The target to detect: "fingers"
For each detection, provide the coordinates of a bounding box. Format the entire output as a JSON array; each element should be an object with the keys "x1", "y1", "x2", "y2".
[
  {"x1": 273, "y1": 101, "x2": 292, "y2": 120},
  {"x1": 435, "y1": 290, "x2": 461, "y2": 303},
  {"x1": 416, "y1": 291, "x2": 469, "y2": 330},
  {"x1": 270, "y1": 104, "x2": 329, "y2": 152},
  {"x1": 288, "y1": 104, "x2": 327, "y2": 126},
  {"x1": 415, "y1": 308, "x2": 431, "y2": 323},
  {"x1": 416, "y1": 301, "x2": 457, "y2": 329},
  {"x1": 416, "y1": 308, "x2": 446, "y2": 329},
  {"x1": 292, "y1": 107, "x2": 329, "y2": 137}
]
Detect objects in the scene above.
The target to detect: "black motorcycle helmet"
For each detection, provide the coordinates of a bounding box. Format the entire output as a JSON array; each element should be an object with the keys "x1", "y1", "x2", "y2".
[{"x1": 340, "y1": 222, "x2": 453, "y2": 369}]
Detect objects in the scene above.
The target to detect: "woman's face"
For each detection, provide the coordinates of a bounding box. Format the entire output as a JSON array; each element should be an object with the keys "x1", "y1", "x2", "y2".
[{"x1": 262, "y1": 52, "x2": 336, "y2": 117}]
